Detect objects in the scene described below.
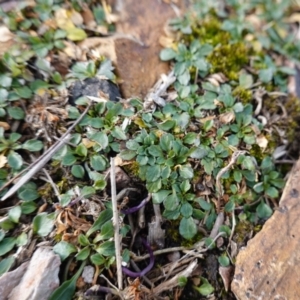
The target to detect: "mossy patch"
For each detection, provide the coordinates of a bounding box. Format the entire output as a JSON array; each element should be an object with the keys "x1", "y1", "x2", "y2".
[{"x1": 207, "y1": 42, "x2": 250, "y2": 80}]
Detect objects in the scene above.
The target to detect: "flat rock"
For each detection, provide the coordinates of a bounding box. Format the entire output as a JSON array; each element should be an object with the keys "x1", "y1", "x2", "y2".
[
  {"x1": 112, "y1": 0, "x2": 187, "y2": 99},
  {"x1": 231, "y1": 158, "x2": 300, "y2": 300},
  {"x1": 0, "y1": 261, "x2": 29, "y2": 300},
  {"x1": 8, "y1": 247, "x2": 61, "y2": 300}
]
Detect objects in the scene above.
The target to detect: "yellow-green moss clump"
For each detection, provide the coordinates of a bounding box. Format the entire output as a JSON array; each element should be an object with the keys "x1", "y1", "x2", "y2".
[
  {"x1": 207, "y1": 42, "x2": 250, "y2": 80},
  {"x1": 122, "y1": 161, "x2": 140, "y2": 178},
  {"x1": 233, "y1": 86, "x2": 253, "y2": 104},
  {"x1": 189, "y1": 17, "x2": 231, "y2": 46}
]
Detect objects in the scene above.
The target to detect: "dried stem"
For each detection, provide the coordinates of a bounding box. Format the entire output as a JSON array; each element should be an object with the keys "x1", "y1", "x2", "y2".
[{"x1": 110, "y1": 157, "x2": 123, "y2": 290}]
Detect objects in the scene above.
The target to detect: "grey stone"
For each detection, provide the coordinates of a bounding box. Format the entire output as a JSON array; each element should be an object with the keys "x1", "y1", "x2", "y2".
[
  {"x1": 0, "y1": 261, "x2": 29, "y2": 300},
  {"x1": 8, "y1": 248, "x2": 61, "y2": 300}
]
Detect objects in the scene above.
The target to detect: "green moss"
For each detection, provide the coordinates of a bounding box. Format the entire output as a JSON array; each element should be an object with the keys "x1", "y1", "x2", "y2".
[
  {"x1": 122, "y1": 161, "x2": 140, "y2": 178},
  {"x1": 232, "y1": 86, "x2": 253, "y2": 104},
  {"x1": 188, "y1": 17, "x2": 231, "y2": 47},
  {"x1": 233, "y1": 220, "x2": 254, "y2": 246},
  {"x1": 207, "y1": 42, "x2": 250, "y2": 80}
]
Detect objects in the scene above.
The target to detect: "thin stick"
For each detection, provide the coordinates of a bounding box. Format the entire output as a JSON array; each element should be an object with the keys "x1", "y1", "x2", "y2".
[
  {"x1": 110, "y1": 157, "x2": 123, "y2": 290},
  {"x1": 1, "y1": 103, "x2": 92, "y2": 201}
]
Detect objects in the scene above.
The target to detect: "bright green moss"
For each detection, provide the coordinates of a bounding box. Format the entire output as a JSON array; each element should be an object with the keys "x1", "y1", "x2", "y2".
[
  {"x1": 189, "y1": 17, "x2": 231, "y2": 46},
  {"x1": 207, "y1": 42, "x2": 250, "y2": 80},
  {"x1": 233, "y1": 86, "x2": 253, "y2": 104}
]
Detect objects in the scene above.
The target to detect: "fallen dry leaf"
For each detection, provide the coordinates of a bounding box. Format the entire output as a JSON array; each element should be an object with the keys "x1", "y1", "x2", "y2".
[
  {"x1": 0, "y1": 154, "x2": 7, "y2": 168},
  {"x1": 219, "y1": 111, "x2": 235, "y2": 124},
  {"x1": 0, "y1": 121, "x2": 10, "y2": 131},
  {"x1": 0, "y1": 25, "x2": 14, "y2": 42},
  {"x1": 81, "y1": 4, "x2": 97, "y2": 29},
  {"x1": 256, "y1": 134, "x2": 268, "y2": 149},
  {"x1": 55, "y1": 8, "x2": 74, "y2": 30}
]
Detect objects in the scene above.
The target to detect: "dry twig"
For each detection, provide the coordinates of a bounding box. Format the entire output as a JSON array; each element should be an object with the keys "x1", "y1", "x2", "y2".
[{"x1": 110, "y1": 157, "x2": 123, "y2": 290}]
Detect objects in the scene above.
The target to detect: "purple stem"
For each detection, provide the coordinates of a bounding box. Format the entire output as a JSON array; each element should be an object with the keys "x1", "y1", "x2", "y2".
[
  {"x1": 122, "y1": 238, "x2": 154, "y2": 278},
  {"x1": 121, "y1": 194, "x2": 151, "y2": 215}
]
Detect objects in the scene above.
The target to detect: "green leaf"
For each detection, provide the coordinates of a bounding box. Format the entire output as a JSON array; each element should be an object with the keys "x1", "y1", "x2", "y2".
[
  {"x1": 93, "y1": 220, "x2": 114, "y2": 242},
  {"x1": 239, "y1": 73, "x2": 253, "y2": 89},
  {"x1": 53, "y1": 241, "x2": 77, "y2": 261},
  {"x1": 60, "y1": 194, "x2": 72, "y2": 207},
  {"x1": 30, "y1": 79, "x2": 49, "y2": 92},
  {"x1": 119, "y1": 150, "x2": 136, "y2": 160},
  {"x1": 0, "y1": 74, "x2": 12, "y2": 88},
  {"x1": 224, "y1": 200, "x2": 235, "y2": 212},
  {"x1": 242, "y1": 156, "x2": 255, "y2": 171},
  {"x1": 62, "y1": 153, "x2": 77, "y2": 166},
  {"x1": 75, "y1": 143, "x2": 87, "y2": 157},
  {"x1": 90, "y1": 253, "x2": 105, "y2": 265},
  {"x1": 183, "y1": 132, "x2": 197, "y2": 144},
  {"x1": 256, "y1": 201, "x2": 272, "y2": 219},
  {"x1": 189, "y1": 146, "x2": 208, "y2": 159},
  {"x1": 111, "y1": 126, "x2": 127, "y2": 140},
  {"x1": 90, "y1": 132, "x2": 108, "y2": 149},
  {"x1": 204, "y1": 237, "x2": 216, "y2": 249},
  {"x1": 9, "y1": 132, "x2": 21, "y2": 142},
  {"x1": 95, "y1": 241, "x2": 115, "y2": 256},
  {"x1": 160, "y1": 134, "x2": 173, "y2": 151},
  {"x1": 0, "y1": 237, "x2": 16, "y2": 256},
  {"x1": 0, "y1": 220, "x2": 15, "y2": 231},
  {"x1": 7, "y1": 151, "x2": 23, "y2": 169},
  {"x1": 49, "y1": 261, "x2": 86, "y2": 300},
  {"x1": 161, "y1": 165, "x2": 171, "y2": 179},
  {"x1": 259, "y1": 68, "x2": 273, "y2": 83},
  {"x1": 0, "y1": 256, "x2": 15, "y2": 275},
  {"x1": 180, "y1": 179, "x2": 191, "y2": 193},
  {"x1": 67, "y1": 27, "x2": 87, "y2": 41},
  {"x1": 7, "y1": 106, "x2": 25, "y2": 120},
  {"x1": 179, "y1": 217, "x2": 197, "y2": 239},
  {"x1": 71, "y1": 165, "x2": 85, "y2": 178},
  {"x1": 86, "y1": 209, "x2": 113, "y2": 237},
  {"x1": 18, "y1": 187, "x2": 40, "y2": 201},
  {"x1": 180, "y1": 203, "x2": 193, "y2": 218},
  {"x1": 261, "y1": 156, "x2": 273, "y2": 172},
  {"x1": 146, "y1": 179, "x2": 162, "y2": 193},
  {"x1": 32, "y1": 212, "x2": 55, "y2": 237},
  {"x1": 265, "y1": 186, "x2": 279, "y2": 198},
  {"x1": 192, "y1": 209, "x2": 205, "y2": 220},
  {"x1": 148, "y1": 145, "x2": 164, "y2": 157},
  {"x1": 253, "y1": 182, "x2": 264, "y2": 193},
  {"x1": 152, "y1": 190, "x2": 171, "y2": 204},
  {"x1": 146, "y1": 165, "x2": 161, "y2": 182},
  {"x1": 160, "y1": 48, "x2": 177, "y2": 61},
  {"x1": 78, "y1": 234, "x2": 90, "y2": 247},
  {"x1": 8, "y1": 206, "x2": 21, "y2": 223},
  {"x1": 218, "y1": 255, "x2": 230, "y2": 267},
  {"x1": 14, "y1": 86, "x2": 32, "y2": 99},
  {"x1": 22, "y1": 139, "x2": 43, "y2": 151},
  {"x1": 81, "y1": 186, "x2": 95, "y2": 198},
  {"x1": 195, "y1": 277, "x2": 214, "y2": 296},
  {"x1": 198, "y1": 198, "x2": 212, "y2": 211},
  {"x1": 76, "y1": 246, "x2": 90, "y2": 261},
  {"x1": 233, "y1": 170, "x2": 242, "y2": 183},
  {"x1": 0, "y1": 230, "x2": 4, "y2": 242},
  {"x1": 90, "y1": 155, "x2": 107, "y2": 171},
  {"x1": 179, "y1": 165, "x2": 193, "y2": 179},
  {"x1": 16, "y1": 232, "x2": 27, "y2": 246},
  {"x1": 178, "y1": 276, "x2": 188, "y2": 287},
  {"x1": 159, "y1": 120, "x2": 176, "y2": 131},
  {"x1": 21, "y1": 201, "x2": 37, "y2": 214},
  {"x1": 35, "y1": 57, "x2": 52, "y2": 73}
]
